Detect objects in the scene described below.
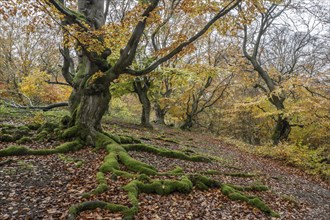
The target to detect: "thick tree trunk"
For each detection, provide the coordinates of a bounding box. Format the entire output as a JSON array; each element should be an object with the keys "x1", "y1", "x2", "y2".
[
  {"x1": 270, "y1": 95, "x2": 290, "y2": 144},
  {"x1": 65, "y1": 0, "x2": 111, "y2": 131},
  {"x1": 68, "y1": 53, "x2": 112, "y2": 131},
  {"x1": 272, "y1": 115, "x2": 291, "y2": 145}
]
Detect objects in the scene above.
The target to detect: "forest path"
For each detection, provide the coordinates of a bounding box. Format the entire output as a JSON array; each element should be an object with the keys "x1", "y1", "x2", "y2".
[
  {"x1": 0, "y1": 118, "x2": 329, "y2": 219},
  {"x1": 108, "y1": 119, "x2": 329, "y2": 220}
]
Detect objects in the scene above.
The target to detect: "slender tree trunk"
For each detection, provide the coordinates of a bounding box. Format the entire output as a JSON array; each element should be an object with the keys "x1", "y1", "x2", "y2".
[
  {"x1": 154, "y1": 103, "x2": 166, "y2": 125},
  {"x1": 141, "y1": 97, "x2": 152, "y2": 127},
  {"x1": 181, "y1": 115, "x2": 193, "y2": 130},
  {"x1": 133, "y1": 78, "x2": 152, "y2": 128}
]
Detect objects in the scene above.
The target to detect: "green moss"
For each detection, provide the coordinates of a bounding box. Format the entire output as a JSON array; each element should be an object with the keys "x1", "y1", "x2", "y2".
[
  {"x1": 123, "y1": 181, "x2": 139, "y2": 207},
  {"x1": 61, "y1": 115, "x2": 71, "y2": 128},
  {"x1": 95, "y1": 133, "x2": 116, "y2": 148},
  {"x1": 224, "y1": 172, "x2": 255, "y2": 178},
  {"x1": 54, "y1": 140, "x2": 83, "y2": 153},
  {"x1": 228, "y1": 192, "x2": 249, "y2": 201},
  {"x1": 113, "y1": 170, "x2": 136, "y2": 178},
  {"x1": 68, "y1": 201, "x2": 129, "y2": 220},
  {"x1": 0, "y1": 140, "x2": 82, "y2": 157},
  {"x1": 155, "y1": 136, "x2": 180, "y2": 144},
  {"x1": 189, "y1": 175, "x2": 220, "y2": 189},
  {"x1": 35, "y1": 130, "x2": 49, "y2": 141},
  {"x1": 16, "y1": 136, "x2": 33, "y2": 144},
  {"x1": 123, "y1": 144, "x2": 211, "y2": 162},
  {"x1": 195, "y1": 181, "x2": 209, "y2": 190},
  {"x1": 27, "y1": 123, "x2": 41, "y2": 130},
  {"x1": 62, "y1": 125, "x2": 89, "y2": 140},
  {"x1": 221, "y1": 184, "x2": 235, "y2": 196},
  {"x1": 118, "y1": 151, "x2": 157, "y2": 175},
  {"x1": 14, "y1": 126, "x2": 30, "y2": 138},
  {"x1": 38, "y1": 122, "x2": 58, "y2": 132},
  {"x1": 83, "y1": 183, "x2": 108, "y2": 198},
  {"x1": 123, "y1": 176, "x2": 193, "y2": 212},
  {"x1": 0, "y1": 134, "x2": 13, "y2": 142},
  {"x1": 230, "y1": 184, "x2": 269, "y2": 192},
  {"x1": 137, "y1": 174, "x2": 151, "y2": 182},
  {"x1": 248, "y1": 198, "x2": 279, "y2": 217},
  {"x1": 168, "y1": 166, "x2": 184, "y2": 174},
  {"x1": 75, "y1": 161, "x2": 83, "y2": 167},
  {"x1": 0, "y1": 145, "x2": 30, "y2": 157},
  {"x1": 100, "y1": 152, "x2": 120, "y2": 173},
  {"x1": 221, "y1": 184, "x2": 279, "y2": 217},
  {"x1": 123, "y1": 177, "x2": 193, "y2": 196}
]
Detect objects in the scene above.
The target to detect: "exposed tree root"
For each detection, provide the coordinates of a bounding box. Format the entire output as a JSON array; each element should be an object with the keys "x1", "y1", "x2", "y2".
[
  {"x1": 122, "y1": 143, "x2": 212, "y2": 162},
  {"x1": 0, "y1": 124, "x2": 280, "y2": 219},
  {"x1": 221, "y1": 184, "x2": 279, "y2": 217},
  {"x1": 0, "y1": 141, "x2": 83, "y2": 157},
  {"x1": 199, "y1": 169, "x2": 256, "y2": 177},
  {"x1": 68, "y1": 200, "x2": 131, "y2": 220}
]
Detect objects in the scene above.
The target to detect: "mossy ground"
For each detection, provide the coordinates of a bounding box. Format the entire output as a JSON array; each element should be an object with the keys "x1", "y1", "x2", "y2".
[{"x1": 0, "y1": 109, "x2": 282, "y2": 219}]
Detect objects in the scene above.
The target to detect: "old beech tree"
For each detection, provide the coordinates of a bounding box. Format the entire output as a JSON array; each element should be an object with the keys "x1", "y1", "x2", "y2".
[{"x1": 50, "y1": 0, "x2": 240, "y2": 135}]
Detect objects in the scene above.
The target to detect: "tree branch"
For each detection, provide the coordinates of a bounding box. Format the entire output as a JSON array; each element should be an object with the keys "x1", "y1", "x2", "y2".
[
  {"x1": 5, "y1": 102, "x2": 69, "y2": 111},
  {"x1": 113, "y1": 0, "x2": 161, "y2": 74},
  {"x1": 124, "y1": 0, "x2": 242, "y2": 76}
]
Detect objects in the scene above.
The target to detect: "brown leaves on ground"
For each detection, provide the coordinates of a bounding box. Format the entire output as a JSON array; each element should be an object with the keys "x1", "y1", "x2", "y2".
[{"x1": 1, "y1": 120, "x2": 329, "y2": 219}]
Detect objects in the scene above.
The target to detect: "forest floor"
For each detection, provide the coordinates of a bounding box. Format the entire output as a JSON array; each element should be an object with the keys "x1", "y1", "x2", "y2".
[{"x1": 0, "y1": 115, "x2": 329, "y2": 220}]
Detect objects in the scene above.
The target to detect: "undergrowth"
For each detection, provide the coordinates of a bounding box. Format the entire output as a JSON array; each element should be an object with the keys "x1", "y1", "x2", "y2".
[{"x1": 221, "y1": 137, "x2": 330, "y2": 182}]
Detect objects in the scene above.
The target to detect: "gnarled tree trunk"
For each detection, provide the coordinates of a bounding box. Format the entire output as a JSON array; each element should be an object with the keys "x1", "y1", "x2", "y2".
[
  {"x1": 67, "y1": 0, "x2": 111, "y2": 132},
  {"x1": 269, "y1": 94, "x2": 290, "y2": 144}
]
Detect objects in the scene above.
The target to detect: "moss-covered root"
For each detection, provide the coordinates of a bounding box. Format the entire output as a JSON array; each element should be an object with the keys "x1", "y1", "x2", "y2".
[
  {"x1": 200, "y1": 170, "x2": 256, "y2": 178},
  {"x1": 122, "y1": 143, "x2": 212, "y2": 162},
  {"x1": 82, "y1": 172, "x2": 108, "y2": 198},
  {"x1": 221, "y1": 184, "x2": 279, "y2": 217},
  {"x1": 118, "y1": 151, "x2": 158, "y2": 175},
  {"x1": 68, "y1": 200, "x2": 132, "y2": 220},
  {"x1": 189, "y1": 175, "x2": 221, "y2": 190},
  {"x1": 0, "y1": 140, "x2": 83, "y2": 157},
  {"x1": 61, "y1": 125, "x2": 89, "y2": 140},
  {"x1": 0, "y1": 125, "x2": 32, "y2": 142},
  {"x1": 95, "y1": 133, "x2": 152, "y2": 177},
  {"x1": 103, "y1": 132, "x2": 141, "y2": 144},
  {"x1": 123, "y1": 176, "x2": 193, "y2": 215}
]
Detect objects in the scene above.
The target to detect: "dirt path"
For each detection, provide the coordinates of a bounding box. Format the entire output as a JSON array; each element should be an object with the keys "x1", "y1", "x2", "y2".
[{"x1": 110, "y1": 120, "x2": 330, "y2": 220}]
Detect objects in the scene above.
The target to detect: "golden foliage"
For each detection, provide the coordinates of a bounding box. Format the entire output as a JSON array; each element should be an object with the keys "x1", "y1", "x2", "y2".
[{"x1": 19, "y1": 69, "x2": 71, "y2": 104}]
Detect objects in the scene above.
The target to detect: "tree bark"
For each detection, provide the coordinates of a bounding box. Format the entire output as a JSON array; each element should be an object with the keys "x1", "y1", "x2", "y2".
[
  {"x1": 181, "y1": 115, "x2": 193, "y2": 130},
  {"x1": 154, "y1": 103, "x2": 166, "y2": 125},
  {"x1": 272, "y1": 115, "x2": 291, "y2": 145},
  {"x1": 133, "y1": 78, "x2": 152, "y2": 128},
  {"x1": 67, "y1": 0, "x2": 111, "y2": 131}
]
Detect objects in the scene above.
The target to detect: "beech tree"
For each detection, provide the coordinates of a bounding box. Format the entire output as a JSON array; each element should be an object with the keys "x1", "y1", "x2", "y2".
[
  {"x1": 239, "y1": 0, "x2": 293, "y2": 144},
  {"x1": 44, "y1": 0, "x2": 241, "y2": 134}
]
